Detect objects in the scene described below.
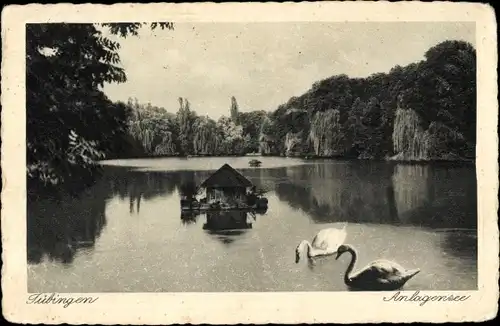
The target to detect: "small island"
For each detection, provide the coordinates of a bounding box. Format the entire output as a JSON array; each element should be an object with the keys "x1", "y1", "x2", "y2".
[{"x1": 180, "y1": 164, "x2": 268, "y2": 212}]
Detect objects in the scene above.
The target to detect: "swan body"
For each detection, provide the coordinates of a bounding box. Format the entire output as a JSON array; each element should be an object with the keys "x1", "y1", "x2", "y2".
[
  {"x1": 335, "y1": 244, "x2": 420, "y2": 291},
  {"x1": 296, "y1": 224, "x2": 347, "y2": 263}
]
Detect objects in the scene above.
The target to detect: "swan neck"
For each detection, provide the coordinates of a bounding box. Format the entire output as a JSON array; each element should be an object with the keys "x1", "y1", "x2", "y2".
[
  {"x1": 304, "y1": 241, "x2": 312, "y2": 257},
  {"x1": 344, "y1": 247, "x2": 357, "y2": 285}
]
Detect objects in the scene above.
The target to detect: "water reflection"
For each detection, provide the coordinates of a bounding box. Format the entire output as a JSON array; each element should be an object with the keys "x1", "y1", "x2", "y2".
[
  {"x1": 392, "y1": 164, "x2": 477, "y2": 229},
  {"x1": 27, "y1": 188, "x2": 107, "y2": 265},
  {"x1": 441, "y1": 229, "x2": 478, "y2": 262},
  {"x1": 180, "y1": 211, "x2": 199, "y2": 225},
  {"x1": 392, "y1": 164, "x2": 432, "y2": 217},
  {"x1": 27, "y1": 160, "x2": 477, "y2": 274},
  {"x1": 269, "y1": 162, "x2": 476, "y2": 229},
  {"x1": 263, "y1": 163, "x2": 396, "y2": 224},
  {"x1": 103, "y1": 162, "x2": 473, "y2": 231},
  {"x1": 108, "y1": 170, "x2": 179, "y2": 214},
  {"x1": 204, "y1": 211, "x2": 253, "y2": 245},
  {"x1": 180, "y1": 209, "x2": 267, "y2": 245}
]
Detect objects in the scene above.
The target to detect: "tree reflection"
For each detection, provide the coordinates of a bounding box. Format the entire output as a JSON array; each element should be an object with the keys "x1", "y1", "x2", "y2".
[
  {"x1": 391, "y1": 164, "x2": 432, "y2": 221},
  {"x1": 108, "y1": 170, "x2": 180, "y2": 214},
  {"x1": 441, "y1": 230, "x2": 477, "y2": 264},
  {"x1": 392, "y1": 164, "x2": 477, "y2": 229},
  {"x1": 27, "y1": 183, "x2": 107, "y2": 265},
  {"x1": 270, "y1": 162, "x2": 476, "y2": 229},
  {"x1": 273, "y1": 162, "x2": 396, "y2": 224},
  {"x1": 27, "y1": 161, "x2": 476, "y2": 267}
]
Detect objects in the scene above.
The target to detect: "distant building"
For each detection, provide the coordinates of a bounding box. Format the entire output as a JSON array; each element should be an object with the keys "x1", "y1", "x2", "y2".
[{"x1": 199, "y1": 164, "x2": 254, "y2": 205}]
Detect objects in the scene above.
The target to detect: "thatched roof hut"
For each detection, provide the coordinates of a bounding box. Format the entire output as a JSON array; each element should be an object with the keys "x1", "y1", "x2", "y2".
[
  {"x1": 200, "y1": 164, "x2": 253, "y2": 189},
  {"x1": 200, "y1": 164, "x2": 253, "y2": 204}
]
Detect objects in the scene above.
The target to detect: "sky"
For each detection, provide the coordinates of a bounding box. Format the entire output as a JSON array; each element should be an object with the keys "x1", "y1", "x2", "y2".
[{"x1": 101, "y1": 22, "x2": 475, "y2": 119}]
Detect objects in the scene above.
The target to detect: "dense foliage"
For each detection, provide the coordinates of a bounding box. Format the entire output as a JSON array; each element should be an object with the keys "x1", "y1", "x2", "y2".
[
  {"x1": 28, "y1": 30, "x2": 475, "y2": 192},
  {"x1": 121, "y1": 96, "x2": 260, "y2": 157},
  {"x1": 27, "y1": 23, "x2": 174, "y2": 192},
  {"x1": 259, "y1": 40, "x2": 476, "y2": 161}
]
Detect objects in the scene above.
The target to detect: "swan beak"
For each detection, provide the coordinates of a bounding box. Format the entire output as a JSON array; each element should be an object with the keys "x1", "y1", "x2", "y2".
[
  {"x1": 295, "y1": 253, "x2": 300, "y2": 263},
  {"x1": 335, "y1": 252, "x2": 341, "y2": 260}
]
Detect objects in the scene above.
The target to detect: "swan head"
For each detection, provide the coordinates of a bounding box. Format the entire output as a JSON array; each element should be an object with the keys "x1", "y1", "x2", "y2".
[
  {"x1": 335, "y1": 244, "x2": 349, "y2": 260},
  {"x1": 295, "y1": 245, "x2": 301, "y2": 263},
  {"x1": 295, "y1": 241, "x2": 306, "y2": 263}
]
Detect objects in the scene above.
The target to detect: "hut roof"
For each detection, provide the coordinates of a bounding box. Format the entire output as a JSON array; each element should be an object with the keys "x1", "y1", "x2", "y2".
[{"x1": 200, "y1": 164, "x2": 253, "y2": 188}]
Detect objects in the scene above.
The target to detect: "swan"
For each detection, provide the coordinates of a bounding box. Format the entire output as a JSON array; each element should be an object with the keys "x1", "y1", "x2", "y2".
[
  {"x1": 295, "y1": 224, "x2": 347, "y2": 263},
  {"x1": 335, "y1": 244, "x2": 420, "y2": 291}
]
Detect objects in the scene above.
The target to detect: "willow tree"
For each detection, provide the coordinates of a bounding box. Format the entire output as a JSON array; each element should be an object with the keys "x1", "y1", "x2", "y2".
[
  {"x1": 259, "y1": 115, "x2": 279, "y2": 155},
  {"x1": 391, "y1": 40, "x2": 475, "y2": 161},
  {"x1": 284, "y1": 131, "x2": 303, "y2": 156},
  {"x1": 154, "y1": 131, "x2": 177, "y2": 156},
  {"x1": 309, "y1": 109, "x2": 345, "y2": 156},
  {"x1": 257, "y1": 39, "x2": 475, "y2": 161},
  {"x1": 151, "y1": 111, "x2": 178, "y2": 156},
  {"x1": 392, "y1": 102, "x2": 431, "y2": 161},
  {"x1": 192, "y1": 116, "x2": 219, "y2": 155},
  {"x1": 127, "y1": 98, "x2": 152, "y2": 152},
  {"x1": 126, "y1": 98, "x2": 178, "y2": 156}
]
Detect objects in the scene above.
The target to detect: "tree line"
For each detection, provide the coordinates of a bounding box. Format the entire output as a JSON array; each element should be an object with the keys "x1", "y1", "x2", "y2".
[
  {"x1": 259, "y1": 40, "x2": 476, "y2": 161},
  {"x1": 121, "y1": 39, "x2": 476, "y2": 163},
  {"x1": 26, "y1": 22, "x2": 476, "y2": 192},
  {"x1": 122, "y1": 96, "x2": 267, "y2": 158}
]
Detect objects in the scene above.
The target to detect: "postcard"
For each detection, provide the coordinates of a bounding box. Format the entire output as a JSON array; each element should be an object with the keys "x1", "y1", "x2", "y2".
[{"x1": 1, "y1": 1, "x2": 498, "y2": 324}]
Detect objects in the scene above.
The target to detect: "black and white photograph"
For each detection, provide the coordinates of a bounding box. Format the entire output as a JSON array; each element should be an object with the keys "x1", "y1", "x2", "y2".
[{"x1": 1, "y1": 2, "x2": 498, "y2": 324}]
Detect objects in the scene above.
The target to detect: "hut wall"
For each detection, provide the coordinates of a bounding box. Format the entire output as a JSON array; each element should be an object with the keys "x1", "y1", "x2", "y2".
[{"x1": 207, "y1": 187, "x2": 246, "y2": 203}]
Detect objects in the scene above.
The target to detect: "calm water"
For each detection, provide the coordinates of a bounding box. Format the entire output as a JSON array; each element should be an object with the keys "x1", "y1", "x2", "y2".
[{"x1": 27, "y1": 157, "x2": 478, "y2": 292}]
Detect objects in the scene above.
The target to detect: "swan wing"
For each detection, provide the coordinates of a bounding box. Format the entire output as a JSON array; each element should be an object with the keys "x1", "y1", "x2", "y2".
[
  {"x1": 311, "y1": 228, "x2": 347, "y2": 250},
  {"x1": 311, "y1": 233, "x2": 329, "y2": 250},
  {"x1": 373, "y1": 260, "x2": 408, "y2": 274},
  {"x1": 349, "y1": 260, "x2": 419, "y2": 290},
  {"x1": 353, "y1": 260, "x2": 405, "y2": 280}
]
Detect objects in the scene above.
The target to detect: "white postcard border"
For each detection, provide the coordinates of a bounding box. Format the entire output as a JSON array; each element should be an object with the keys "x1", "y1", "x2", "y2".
[{"x1": 1, "y1": 2, "x2": 498, "y2": 324}]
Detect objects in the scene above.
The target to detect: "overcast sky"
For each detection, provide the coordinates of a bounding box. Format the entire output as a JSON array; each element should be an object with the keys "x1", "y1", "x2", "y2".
[{"x1": 101, "y1": 22, "x2": 475, "y2": 119}]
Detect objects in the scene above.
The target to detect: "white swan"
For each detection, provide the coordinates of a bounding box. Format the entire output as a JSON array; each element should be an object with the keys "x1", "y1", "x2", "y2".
[
  {"x1": 335, "y1": 244, "x2": 421, "y2": 291},
  {"x1": 295, "y1": 223, "x2": 347, "y2": 263}
]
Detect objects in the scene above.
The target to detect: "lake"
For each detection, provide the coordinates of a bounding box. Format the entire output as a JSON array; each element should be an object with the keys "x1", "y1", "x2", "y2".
[{"x1": 27, "y1": 156, "x2": 478, "y2": 292}]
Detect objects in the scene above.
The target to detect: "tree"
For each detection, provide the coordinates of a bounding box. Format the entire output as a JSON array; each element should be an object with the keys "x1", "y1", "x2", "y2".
[
  {"x1": 259, "y1": 115, "x2": 280, "y2": 155},
  {"x1": 27, "y1": 22, "x2": 174, "y2": 190},
  {"x1": 238, "y1": 110, "x2": 267, "y2": 153},
  {"x1": 176, "y1": 97, "x2": 197, "y2": 155},
  {"x1": 230, "y1": 96, "x2": 240, "y2": 123},
  {"x1": 126, "y1": 97, "x2": 178, "y2": 157},
  {"x1": 345, "y1": 97, "x2": 368, "y2": 155},
  {"x1": 309, "y1": 109, "x2": 345, "y2": 156},
  {"x1": 216, "y1": 116, "x2": 245, "y2": 155},
  {"x1": 258, "y1": 39, "x2": 475, "y2": 161},
  {"x1": 192, "y1": 116, "x2": 219, "y2": 155}
]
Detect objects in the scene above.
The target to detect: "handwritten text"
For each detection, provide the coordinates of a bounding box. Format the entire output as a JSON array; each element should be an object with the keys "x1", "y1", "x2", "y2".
[
  {"x1": 27, "y1": 293, "x2": 99, "y2": 308},
  {"x1": 383, "y1": 290, "x2": 471, "y2": 306}
]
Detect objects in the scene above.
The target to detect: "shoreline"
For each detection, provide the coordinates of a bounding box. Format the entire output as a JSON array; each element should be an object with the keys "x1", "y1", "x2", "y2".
[
  {"x1": 30, "y1": 154, "x2": 476, "y2": 199},
  {"x1": 100, "y1": 154, "x2": 476, "y2": 165}
]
